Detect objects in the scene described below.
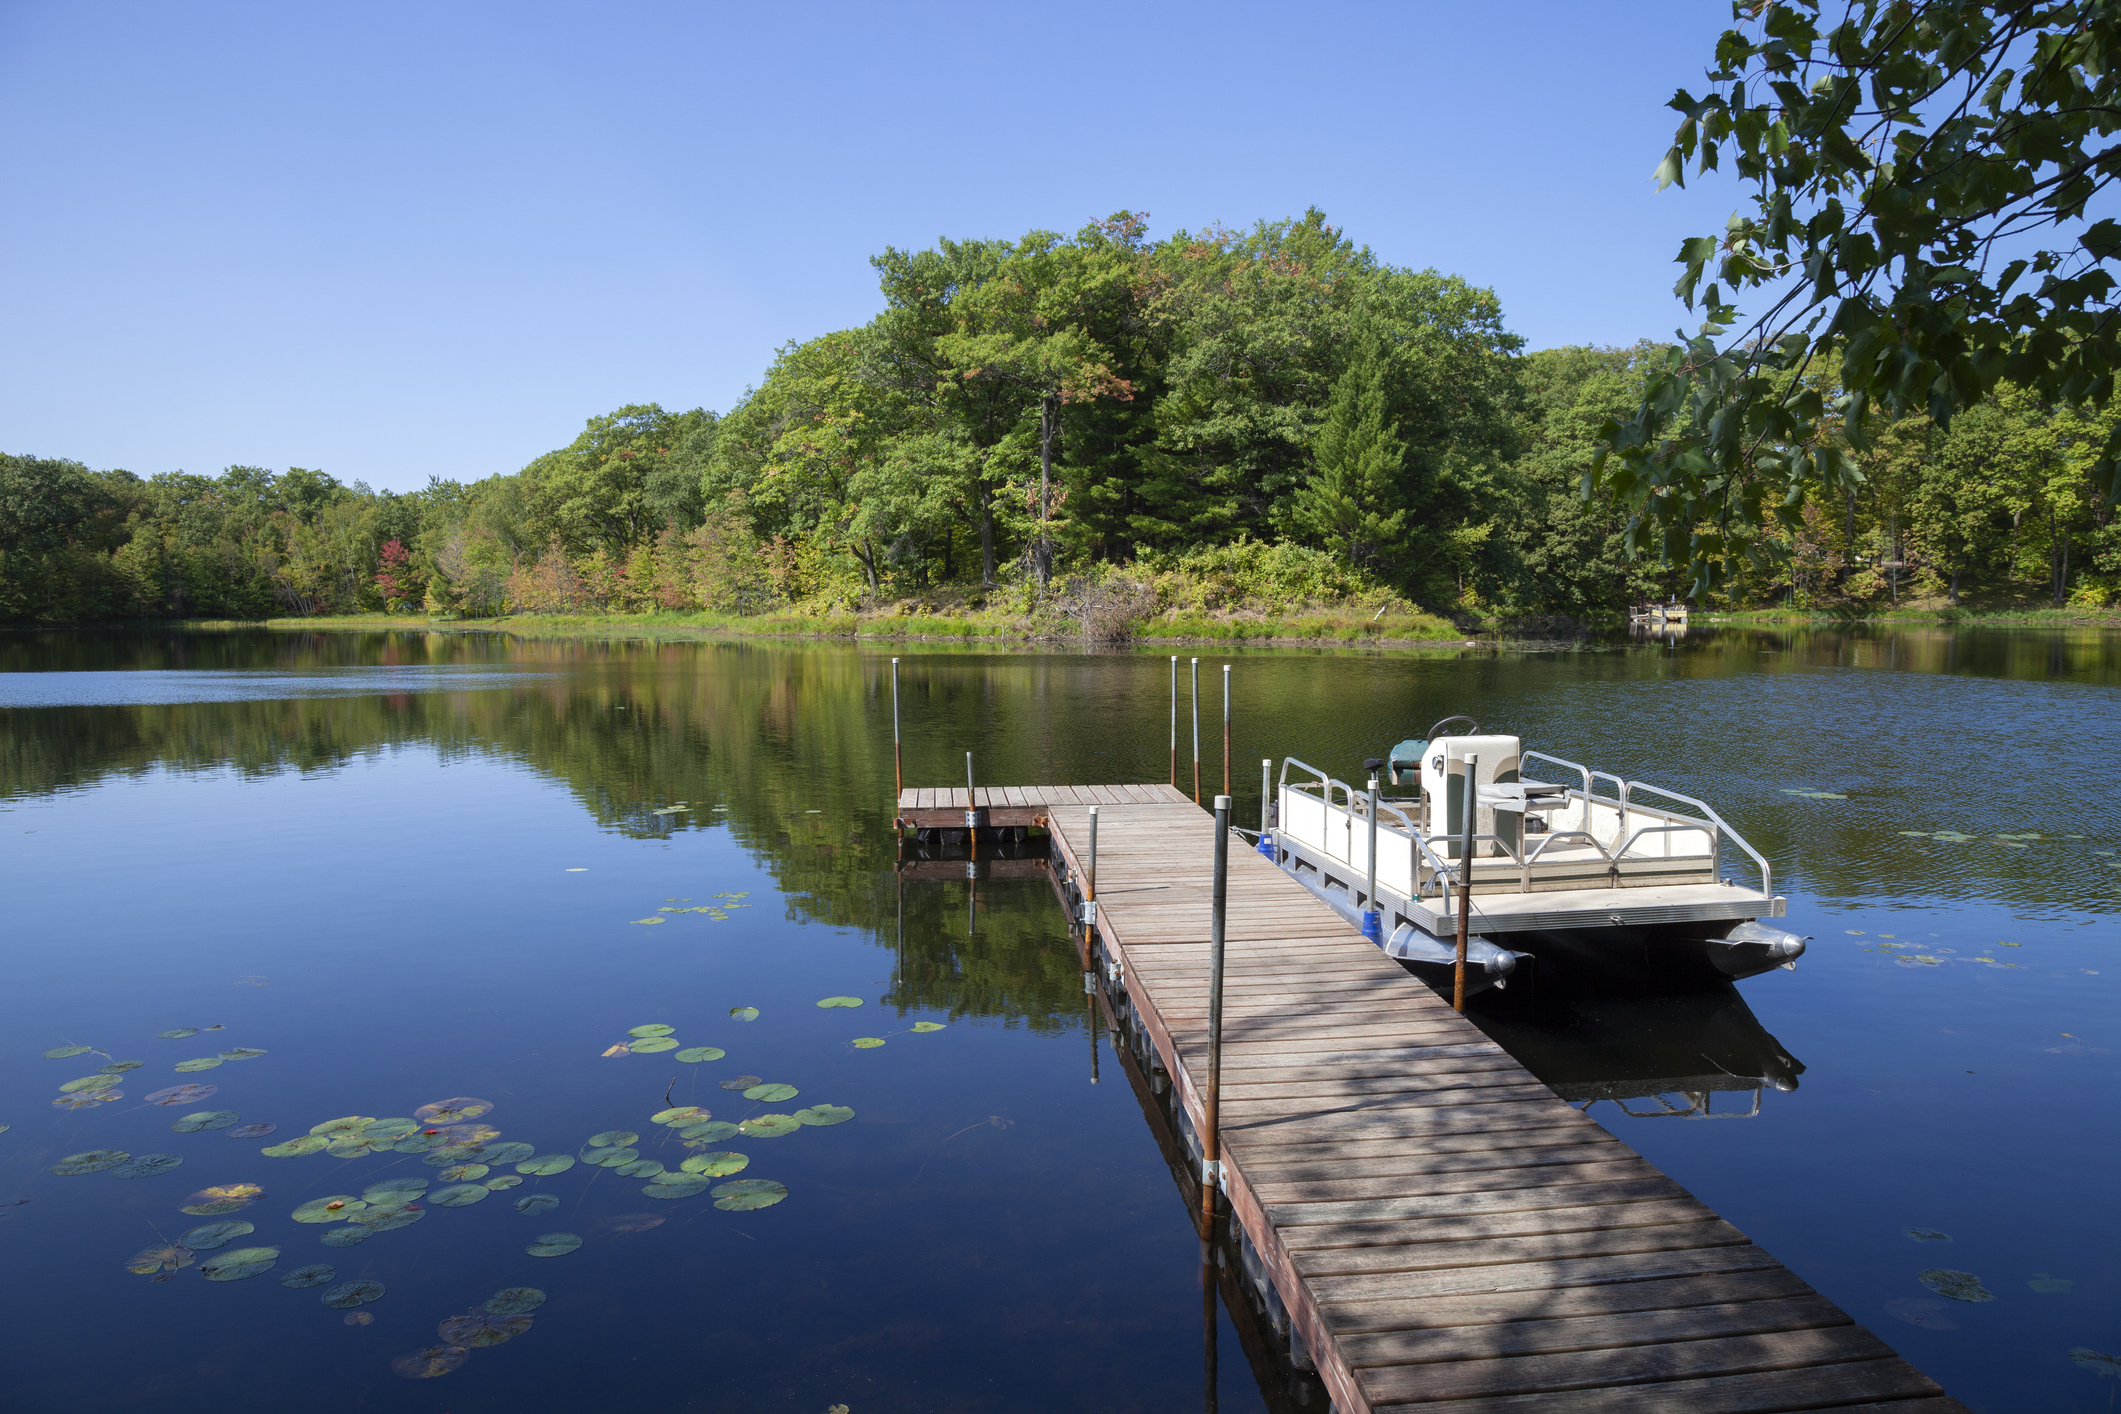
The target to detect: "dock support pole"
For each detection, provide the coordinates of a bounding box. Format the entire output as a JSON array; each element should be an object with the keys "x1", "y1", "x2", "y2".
[
  {"x1": 1199, "y1": 794, "x2": 1231, "y2": 1237},
  {"x1": 1083, "y1": 806, "x2": 1099, "y2": 967},
  {"x1": 1190, "y1": 658, "x2": 1201, "y2": 804},
  {"x1": 1363, "y1": 773, "x2": 1382, "y2": 942},
  {"x1": 1455, "y1": 752, "x2": 1476, "y2": 1012},
  {"x1": 966, "y1": 751, "x2": 977, "y2": 862},
  {"x1": 1221, "y1": 664, "x2": 1231, "y2": 801},
  {"x1": 890, "y1": 657, "x2": 902, "y2": 807},
  {"x1": 1169, "y1": 657, "x2": 1177, "y2": 788},
  {"x1": 1257, "y1": 758, "x2": 1274, "y2": 859}
]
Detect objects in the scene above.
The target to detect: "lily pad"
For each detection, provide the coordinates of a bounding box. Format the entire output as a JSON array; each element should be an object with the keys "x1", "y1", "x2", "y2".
[
  {"x1": 586, "y1": 1130, "x2": 639, "y2": 1149},
  {"x1": 42, "y1": 1045, "x2": 93, "y2": 1058},
  {"x1": 320, "y1": 1226, "x2": 373, "y2": 1248},
  {"x1": 616, "y1": 1158, "x2": 666, "y2": 1178},
  {"x1": 437, "y1": 1163, "x2": 490, "y2": 1182},
  {"x1": 728, "y1": 1007, "x2": 759, "y2": 1022},
  {"x1": 293, "y1": 1195, "x2": 367, "y2": 1224},
  {"x1": 358, "y1": 1202, "x2": 427, "y2": 1232},
  {"x1": 739, "y1": 1114, "x2": 799, "y2": 1138},
  {"x1": 711, "y1": 1178, "x2": 788, "y2": 1211},
  {"x1": 1918, "y1": 1268, "x2": 1996, "y2": 1302},
  {"x1": 794, "y1": 1105, "x2": 855, "y2": 1127},
  {"x1": 218, "y1": 1047, "x2": 267, "y2": 1061},
  {"x1": 391, "y1": 1346, "x2": 470, "y2": 1379},
  {"x1": 651, "y1": 1106, "x2": 712, "y2": 1126},
  {"x1": 479, "y1": 1141, "x2": 534, "y2": 1164},
  {"x1": 200, "y1": 1245, "x2": 280, "y2": 1281},
  {"x1": 428, "y1": 1183, "x2": 489, "y2": 1208},
  {"x1": 361, "y1": 1118, "x2": 421, "y2": 1137},
  {"x1": 2029, "y1": 1273, "x2": 2074, "y2": 1293},
  {"x1": 851, "y1": 1038, "x2": 885, "y2": 1049},
  {"x1": 53, "y1": 1091, "x2": 120, "y2": 1110},
  {"x1": 413, "y1": 1097, "x2": 493, "y2": 1124},
  {"x1": 526, "y1": 1231, "x2": 582, "y2": 1257},
  {"x1": 172, "y1": 1110, "x2": 240, "y2": 1133},
  {"x1": 720, "y1": 1075, "x2": 763, "y2": 1092},
  {"x1": 308, "y1": 1116, "x2": 375, "y2": 1137},
  {"x1": 157, "y1": 1029, "x2": 200, "y2": 1040},
  {"x1": 181, "y1": 1183, "x2": 264, "y2": 1215},
  {"x1": 584, "y1": 1147, "x2": 639, "y2": 1168},
  {"x1": 627, "y1": 1024, "x2": 676, "y2": 1038},
  {"x1": 439, "y1": 1309, "x2": 532, "y2": 1347},
  {"x1": 2071, "y1": 1348, "x2": 2121, "y2": 1376},
  {"x1": 641, "y1": 1175, "x2": 712, "y2": 1199},
  {"x1": 674, "y1": 1046, "x2": 726, "y2": 1063},
  {"x1": 744, "y1": 1082, "x2": 799, "y2": 1102},
  {"x1": 48, "y1": 1153, "x2": 129, "y2": 1187},
  {"x1": 679, "y1": 1151, "x2": 749, "y2": 1176},
  {"x1": 344, "y1": 1312, "x2": 373, "y2": 1327},
  {"x1": 484, "y1": 1175, "x2": 523, "y2": 1190},
  {"x1": 110, "y1": 1153, "x2": 183, "y2": 1179},
  {"x1": 179, "y1": 1220, "x2": 255, "y2": 1250},
  {"x1": 628, "y1": 1037, "x2": 680, "y2": 1053},
  {"x1": 1904, "y1": 1228, "x2": 1952, "y2": 1242},
  {"x1": 58, "y1": 1073, "x2": 123, "y2": 1093},
  {"x1": 631, "y1": 916, "x2": 665, "y2": 924},
  {"x1": 912, "y1": 1021, "x2": 945, "y2": 1032},
  {"x1": 392, "y1": 1134, "x2": 446, "y2": 1152},
  {"x1": 262, "y1": 1135, "x2": 330, "y2": 1158},
  {"x1": 174, "y1": 1057, "x2": 224, "y2": 1072},
  {"x1": 816, "y1": 996, "x2": 864, "y2": 1008},
  {"x1": 363, "y1": 1178, "x2": 428, "y2": 1202},
  {"x1": 515, "y1": 1194, "x2": 561, "y2": 1216},
  {"x1": 484, "y1": 1287, "x2": 547, "y2": 1315},
  {"x1": 680, "y1": 1121, "x2": 740, "y2": 1144},
  {"x1": 322, "y1": 1280, "x2": 386, "y2": 1309},
  {"x1": 1933, "y1": 831, "x2": 1978, "y2": 842},
  {"x1": 325, "y1": 1135, "x2": 396, "y2": 1159},
  {"x1": 98, "y1": 1060, "x2": 143, "y2": 1073},
  {"x1": 516, "y1": 1154, "x2": 575, "y2": 1177},
  {"x1": 125, "y1": 1243, "x2": 195, "y2": 1276},
  {"x1": 280, "y1": 1263, "x2": 336, "y2": 1288}
]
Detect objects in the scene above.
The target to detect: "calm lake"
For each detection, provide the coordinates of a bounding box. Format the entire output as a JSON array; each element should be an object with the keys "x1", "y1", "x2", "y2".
[{"x1": 2, "y1": 626, "x2": 2116, "y2": 1413}]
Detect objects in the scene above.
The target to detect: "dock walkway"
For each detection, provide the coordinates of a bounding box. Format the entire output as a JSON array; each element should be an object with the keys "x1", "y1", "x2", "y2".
[{"x1": 899, "y1": 786, "x2": 1967, "y2": 1414}]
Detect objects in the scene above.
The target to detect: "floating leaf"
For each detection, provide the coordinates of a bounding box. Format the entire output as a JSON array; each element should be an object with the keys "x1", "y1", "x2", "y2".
[
  {"x1": 391, "y1": 1346, "x2": 469, "y2": 1379},
  {"x1": 59, "y1": 1073, "x2": 123, "y2": 1093},
  {"x1": 911, "y1": 1022, "x2": 945, "y2": 1033},
  {"x1": 280, "y1": 1264, "x2": 336, "y2": 1289},
  {"x1": 179, "y1": 1221, "x2": 255, "y2": 1250},
  {"x1": 126, "y1": 1243, "x2": 195, "y2": 1276},
  {"x1": 361, "y1": 1118, "x2": 421, "y2": 1138},
  {"x1": 42, "y1": 1045, "x2": 93, "y2": 1058},
  {"x1": 628, "y1": 1037, "x2": 679, "y2": 1053},
  {"x1": 720, "y1": 1075, "x2": 763, "y2": 1092},
  {"x1": 1919, "y1": 1268, "x2": 1996, "y2": 1302},
  {"x1": 1882, "y1": 1297, "x2": 1958, "y2": 1330},
  {"x1": 584, "y1": 1147, "x2": 639, "y2": 1168},
  {"x1": 437, "y1": 1164, "x2": 490, "y2": 1182},
  {"x1": 744, "y1": 1083, "x2": 798, "y2": 1102},
  {"x1": 526, "y1": 1232, "x2": 581, "y2": 1257},
  {"x1": 794, "y1": 1105, "x2": 855, "y2": 1127},
  {"x1": 322, "y1": 1280, "x2": 386, "y2": 1309},
  {"x1": 515, "y1": 1154, "x2": 575, "y2": 1177},
  {"x1": 679, "y1": 1151, "x2": 748, "y2": 1177},
  {"x1": 174, "y1": 1057, "x2": 223, "y2": 1073},
  {"x1": 425, "y1": 1144, "x2": 490, "y2": 1167},
  {"x1": 600, "y1": 1044, "x2": 629, "y2": 1057},
  {"x1": 293, "y1": 1196, "x2": 367, "y2": 1224},
  {"x1": 586, "y1": 1130, "x2": 639, "y2": 1149},
  {"x1": 262, "y1": 1135, "x2": 330, "y2": 1158},
  {"x1": 392, "y1": 1134, "x2": 446, "y2": 1153},
  {"x1": 515, "y1": 1194, "x2": 561, "y2": 1216},
  {"x1": 1904, "y1": 1228, "x2": 1952, "y2": 1242},
  {"x1": 413, "y1": 1097, "x2": 493, "y2": 1124},
  {"x1": 739, "y1": 1115, "x2": 799, "y2": 1138},
  {"x1": 325, "y1": 1135, "x2": 395, "y2": 1159},
  {"x1": 628, "y1": 1024, "x2": 676, "y2": 1038},
  {"x1": 851, "y1": 1038, "x2": 885, "y2": 1049},
  {"x1": 200, "y1": 1245, "x2": 279, "y2": 1281},
  {"x1": 98, "y1": 1060, "x2": 143, "y2": 1073},
  {"x1": 2072, "y1": 1348, "x2": 2121, "y2": 1377},
  {"x1": 2028, "y1": 1273, "x2": 2075, "y2": 1294},
  {"x1": 157, "y1": 1029, "x2": 201, "y2": 1040},
  {"x1": 478, "y1": 1141, "x2": 534, "y2": 1164},
  {"x1": 53, "y1": 1091, "x2": 120, "y2": 1110},
  {"x1": 181, "y1": 1183, "x2": 263, "y2": 1215},
  {"x1": 711, "y1": 1178, "x2": 788, "y2": 1211},
  {"x1": 307, "y1": 1116, "x2": 373, "y2": 1137},
  {"x1": 484, "y1": 1287, "x2": 546, "y2": 1316},
  {"x1": 816, "y1": 996, "x2": 863, "y2": 1008},
  {"x1": 110, "y1": 1153, "x2": 183, "y2": 1180},
  {"x1": 1933, "y1": 831, "x2": 1978, "y2": 842},
  {"x1": 363, "y1": 1178, "x2": 428, "y2": 1202},
  {"x1": 674, "y1": 1047, "x2": 726, "y2": 1063},
  {"x1": 651, "y1": 1106, "x2": 711, "y2": 1127},
  {"x1": 484, "y1": 1175, "x2": 523, "y2": 1191},
  {"x1": 357, "y1": 1202, "x2": 426, "y2": 1232},
  {"x1": 320, "y1": 1226, "x2": 373, "y2": 1248},
  {"x1": 439, "y1": 1309, "x2": 533, "y2": 1347},
  {"x1": 728, "y1": 1007, "x2": 759, "y2": 1022},
  {"x1": 679, "y1": 1121, "x2": 740, "y2": 1144},
  {"x1": 427, "y1": 1183, "x2": 489, "y2": 1208},
  {"x1": 616, "y1": 1158, "x2": 666, "y2": 1178},
  {"x1": 641, "y1": 1175, "x2": 711, "y2": 1199},
  {"x1": 219, "y1": 1047, "x2": 267, "y2": 1061},
  {"x1": 172, "y1": 1110, "x2": 240, "y2": 1133},
  {"x1": 344, "y1": 1312, "x2": 372, "y2": 1326},
  {"x1": 631, "y1": 916, "x2": 665, "y2": 924}
]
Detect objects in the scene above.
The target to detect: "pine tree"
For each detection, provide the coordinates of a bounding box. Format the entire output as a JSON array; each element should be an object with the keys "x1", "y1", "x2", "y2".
[{"x1": 1293, "y1": 329, "x2": 1408, "y2": 569}]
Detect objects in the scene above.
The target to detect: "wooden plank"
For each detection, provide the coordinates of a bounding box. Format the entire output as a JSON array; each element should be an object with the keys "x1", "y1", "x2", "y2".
[
  {"x1": 1371, "y1": 1359, "x2": 1949, "y2": 1413},
  {"x1": 1319, "y1": 1268, "x2": 1819, "y2": 1334},
  {"x1": 1337, "y1": 1293, "x2": 1853, "y2": 1369}
]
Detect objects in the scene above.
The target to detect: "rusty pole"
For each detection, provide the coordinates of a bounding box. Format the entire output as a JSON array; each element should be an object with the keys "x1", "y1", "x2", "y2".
[
  {"x1": 1190, "y1": 658, "x2": 1201, "y2": 804},
  {"x1": 1199, "y1": 793, "x2": 1231, "y2": 1236}
]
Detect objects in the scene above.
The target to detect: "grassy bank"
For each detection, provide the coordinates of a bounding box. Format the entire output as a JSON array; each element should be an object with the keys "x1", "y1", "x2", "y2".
[{"x1": 1699, "y1": 604, "x2": 2121, "y2": 627}]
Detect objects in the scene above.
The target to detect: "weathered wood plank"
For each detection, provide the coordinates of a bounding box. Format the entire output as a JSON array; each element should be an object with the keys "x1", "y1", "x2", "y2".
[
  {"x1": 1370, "y1": 1358, "x2": 1949, "y2": 1413},
  {"x1": 1337, "y1": 1294, "x2": 1853, "y2": 1370}
]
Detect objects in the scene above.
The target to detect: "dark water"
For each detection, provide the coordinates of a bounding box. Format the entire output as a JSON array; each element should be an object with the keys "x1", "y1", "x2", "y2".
[{"x1": 1, "y1": 626, "x2": 2116, "y2": 1413}]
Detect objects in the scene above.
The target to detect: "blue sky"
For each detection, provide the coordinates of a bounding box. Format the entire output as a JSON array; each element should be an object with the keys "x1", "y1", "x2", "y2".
[{"x1": 1, "y1": 1, "x2": 1748, "y2": 493}]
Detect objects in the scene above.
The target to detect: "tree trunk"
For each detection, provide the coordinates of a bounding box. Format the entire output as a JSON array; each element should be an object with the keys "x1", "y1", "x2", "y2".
[
  {"x1": 1036, "y1": 395, "x2": 1057, "y2": 589},
  {"x1": 1949, "y1": 563, "x2": 1960, "y2": 607},
  {"x1": 979, "y1": 478, "x2": 995, "y2": 588}
]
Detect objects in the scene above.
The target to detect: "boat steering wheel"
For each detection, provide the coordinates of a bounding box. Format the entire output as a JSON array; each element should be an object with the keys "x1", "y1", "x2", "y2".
[{"x1": 1426, "y1": 714, "x2": 1481, "y2": 739}]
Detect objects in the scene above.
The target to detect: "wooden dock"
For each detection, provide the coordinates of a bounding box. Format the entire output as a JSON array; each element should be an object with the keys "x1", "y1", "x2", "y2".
[{"x1": 900, "y1": 786, "x2": 1968, "y2": 1414}]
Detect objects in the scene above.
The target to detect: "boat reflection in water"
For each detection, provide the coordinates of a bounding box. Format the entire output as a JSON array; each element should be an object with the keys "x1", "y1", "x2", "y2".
[{"x1": 1470, "y1": 981, "x2": 1805, "y2": 1120}]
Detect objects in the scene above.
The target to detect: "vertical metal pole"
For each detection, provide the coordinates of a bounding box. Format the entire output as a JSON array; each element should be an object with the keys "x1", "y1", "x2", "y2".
[
  {"x1": 1170, "y1": 656, "x2": 1178, "y2": 787},
  {"x1": 1221, "y1": 664, "x2": 1231, "y2": 801},
  {"x1": 1257, "y1": 757, "x2": 1274, "y2": 859},
  {"x1": 1190, "y1": 658, "x2": 1201, "y2": 804},
  {"x1": 1199, "y1": 794, "x2": 1231, "y2": 1236},
  {"x1": 891, "y1": 657, "x2": 902, "y2": 803},
  {"x1": 966, "y1": 751, "x2": 977, "y2": 863},
  {"x1": 1363, "y1": 773, "x2": 1381, "y2": 942},
  {"x1": 1084, "y1": 806, "x2": 1100, "y2": 967},
  {"x1": 1455, "y1": 752, "x2": 1476, "y2": 1013}
]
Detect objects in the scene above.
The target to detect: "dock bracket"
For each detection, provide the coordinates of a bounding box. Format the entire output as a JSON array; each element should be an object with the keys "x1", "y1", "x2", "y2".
[
  {"x1": 1079, "y1": 900, "x2": 1098, "y2": 926},
  {"x1": 1200, "y1": 1158, "x2": 1225, "y2": 1186}
]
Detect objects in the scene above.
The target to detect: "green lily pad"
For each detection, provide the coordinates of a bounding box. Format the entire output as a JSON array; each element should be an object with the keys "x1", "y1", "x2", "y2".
[
  {"x1": 308, "y1": 1116, "x2": 374, "y2": 1137},
  {"x1": 428, "y1": 1183, "x2": 489, "y2": 1208},
  {"x1": 851, "y1": 1038, "x2": 885, "y2": 1049},
  {"x1": 425, "y1": 1144, "x2": 489, "y2": 1167},
  {"x1": 2070, "y1": 1348, "x2": 2121, "y2": 1376},
  {"x1": 728, "y1": 1007, "x2": 759, "y2": 1022},
  {"x1": 629, "y1": 1037, "x2": 680, "y2": 1053},
  {"x1": 631, "y1": 916, "x2": 665, "y2": 924},
  {"x1": 1919, "y1": 1268, "x2": 1996, "y2": 1302},
  {"x1": 642, "y1": 1175, "x2": 712, "y2": 1198},
  {"x1": 218, "y1": 1047, "x2": 267, "y2": 1061},
  {"x1": 262, "y1": 1135, "x2": 330, "y2": 1158},
  {"x1": 200, "y1": 1245, "x2": 279, "y2": 1281},
  {"x1": 484, "y1": 1174, "x2": 523, "y2": 1191},
  {"x1": 322, "y1": 1280, "x2": 385, "y2": 1309},
  {"x1": 157, "y1": 1029, "x2": 200, "y2": 1040},
  {"x1": 439, "y1": 1309, "x2": 534, "y2": 1346},
  {"x1": 651, "y1": 1106, "x2": 711, "y2": 1126},
  {"x1": 516, "y1": 1153, "x2": 575, "y2": 1176},
  {"x1": 680, "y1": 1121, "x2": 740, "y2": 1143},
  {"x1": 711, "y1": 1178, "x2": 788, "y2": 1211},
  {"x1": 586, "y1": 1130, "x2": 639, "y2": 1149},
  {"x1": 173, "y1": 1057, "x2": 223, "y2": 1072},
  {"x1": 743, "y1": 1083, "x2": 798, "y2": 1102},
  {"x1": 627, "y1": 1024, "x2": 676, "y2": 1038},
  {"x1": 437, "y1": 1163, "x2": 490, "y2": 1182},
  {"x1": 181, "y1": 1183, "x2": 264, "y2": 1214},
  {"x1": 616, "y1": 1158, "x2": 666, "y2": 1178},
  {"x1": 2028, "y1": 1273, "x2": 2074, "y2": 1293},
  {"x1": 98, "y1": 1059, "x2": 143, "y2": 1073},
  {"x1": 358, "y1": 1202, "x2": 427, "y2": 1232},
  {"x1": 739, "y1": 1115, "x2": 799, "y2": 1138},
  {"x1": 679, "y1": 1151, "x2": 749, "y2": 1176},
  {"x1": 43, "y1": 1045, "x2": 93, "y2": 1058},
  {"x1": 912, "y1": 1021, "x2": 945, "y2": 1032},
  {"x1": 363, "y1": 1178, "x2": 428, "y2": 1202},
  {"x1": 412, "y1": 1097, "x2": 494, "y2": 1124},
  {"x1": 280, "y1": 1264, "x2": 335, "y2": 1288},
  {"x1": 293, "y1": 1196, "x2": 367, "y2": 1223},
  {"x1": 325, "y1": 1135, "x2": 395, "y2": 1159},
  {"x1": 391, "y1": 1346, "x2": 470, "y2": 1380},
  {"x1": 110, "y1": 1153, "x2": 183, "y2": 1179},
  {"x1": 172, "y1": 1110, "x2": 240, "y2": 1133},
  {"x1": 179, "y1": 1221, "x2": 255, "y2": 1250},
  {"x1": 392, "y1": 1134, "x2": 446, "y2": 1153},
  {"x1": 584, "y1": 1147, "x2": 639, "y2": 1168},
  {"x1": 319, "y1": 1225, "x2": 373, "y2": 1248},
  {"x1": 478, "y1": 1141, "x2": 534, "y2": 1164},
  {"x1": 144, "y1": 1083, "x2": 217, "y2": 1106},
  {"x1": 484, "y1": 1287, "x2": 547, "y2": 1315},
  {"x1": 526, "y1": 1232, "x2": 582, "y2": 1257},
  {"x1": 58, "y1": 1073, "x2": 122, "y2": 1093},
  {"x1": 515, "y1": 1194, "x2": 561, "y2": 1216},
  {"x1": 794, "y1": 1104, "x2": 855, "y2": 1127},
  {"x1": 674, "y1": 1046, "x2": 726, "y2": 1063},
  {"x1": 52, "y1": 1091, "x2": 121, "y2": 1110},
  {"x1": 1933, "y1": 831, "x2": 1978, "y2": 842},
  {"x1": 125, "y1": 1243, "x2": 195, "y2": 1276},
  {"x1": 719, "y1": 1075, "x2": 763, "y2": 1092},
  {"x1": 816, "y1": 996, "x2": 863, "y2": 1008}
]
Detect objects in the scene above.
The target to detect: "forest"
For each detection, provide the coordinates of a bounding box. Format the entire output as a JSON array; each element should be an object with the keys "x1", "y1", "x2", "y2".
[{"x1": 3, "y1": 209, "x2": 2115, "y2": 629}]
